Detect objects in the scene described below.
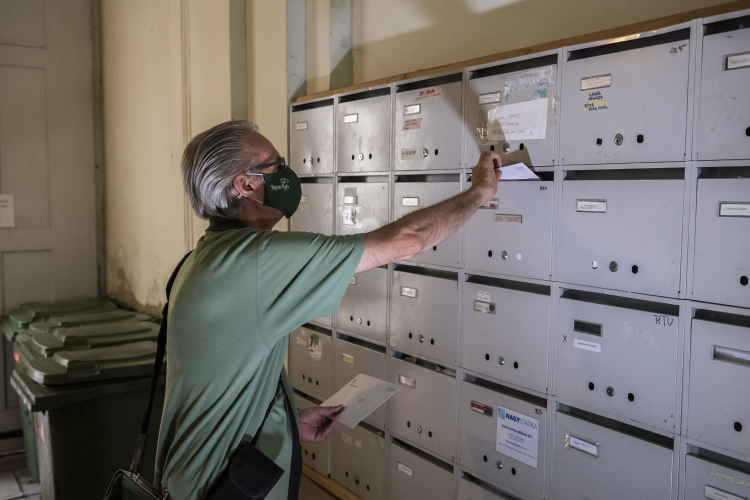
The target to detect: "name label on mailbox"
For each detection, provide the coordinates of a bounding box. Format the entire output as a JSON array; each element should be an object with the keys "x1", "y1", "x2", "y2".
[
  {"x1": 719, "y1": 203, "x2": 750, "y2": 217},
  {"x1": 343, "y1": 195, "x2": 358, "y2": 204},
  {"x1": 344, "y1": 113, "x2": 358, "y2": 123},
  {"x1": 574, "y1": 339, "x2": 601, "y2": 353},
  {"x1": 580, "y1": 74, "x2": 611, "y2": 91},
  {"x1": 402, "y1": 197, "x2": 419, "y2": 207},
  {"x1": 481, "y1": 198, "x2": 499, "y2": 209},
  {"x1": 471, "y1": 400, "x2": 493, "y2": 416},
  {"x1": 296, "y1": 337, "x2": 307, "y2": 346},
  {"x1": 568, "y1": 435, "x2": 598, "y2": 457},
  {"x1": 577, "y1": 200, "x2": 607, "y2": 213},
  {"x1": 479, "y1": 93, "x2": 502, "y2": 105},
  {"x1": 403, "y1": 104, "x2": 421, "y2": 115},
  {"x1": 342, "y1": 353, "x2": 355, "y2": 364},
  {"x1": 415, "y1": 86, "x2": 442, "y2": 100},
  {"x1": 295, "y1": 122, "x2": 308, "y2": 130},
  {"x1": 399, "y1": 374, "x2": 416, "y2": 388},
  {"x1": 496, "y1": 406, "x2": 539, "y2": 468},
  {"x1": 401, "y1": 287, "x2": 418, "y2": 298},
  {"x1": 725, "y1": 52, "x2": 750, "y2": 70},
  {"x1": 341, "y1": 432, "x2": 354, "y2": 445},
  {"x1": 474, "y1": 300, "x2": 496, "y2": 314},
  {"x1": 403, "y1": 118, "x2": 422, "y2": 130},
  {"x1": 397, "y1": 462, "x2": 414, "y2": 477},
  {"x1": 495, "y1": 214, "x2": 522, "y2": 223},
  {"x1": 300, "y1": 195, "x2": 309, "y2": 203},
  {"x1": 401, "y1": 148, "x2": 419, "y2": 160},
  {"x1": 705, "y1": 485, "x2": 746, "y2": 500}
]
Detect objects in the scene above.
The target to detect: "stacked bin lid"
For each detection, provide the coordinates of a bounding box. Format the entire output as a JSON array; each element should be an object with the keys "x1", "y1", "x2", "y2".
[{"x1": 3, "y1": 298, "x2": 118, "y2": 341}]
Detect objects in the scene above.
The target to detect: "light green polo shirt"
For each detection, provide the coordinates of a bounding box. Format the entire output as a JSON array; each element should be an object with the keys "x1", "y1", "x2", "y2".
[{"x1": 155, "y1": 217, "x2": 365, "y2": 500}]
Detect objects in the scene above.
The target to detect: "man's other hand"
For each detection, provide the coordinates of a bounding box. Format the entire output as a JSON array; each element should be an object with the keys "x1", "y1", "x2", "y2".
[{"x1": 298, "y1": 405, "x2": 343, "y2": 442}]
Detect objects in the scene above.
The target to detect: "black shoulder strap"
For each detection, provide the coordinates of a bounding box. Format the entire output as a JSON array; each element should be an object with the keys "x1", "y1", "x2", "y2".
[{"x1": 130, "y1": 251, "x2": 193, "y2": 474}]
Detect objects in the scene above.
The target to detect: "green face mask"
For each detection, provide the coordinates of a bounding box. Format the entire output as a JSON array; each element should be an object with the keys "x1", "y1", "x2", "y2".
[{"x1": 246, "y1": 158, "x2": 302, "y2": 218}]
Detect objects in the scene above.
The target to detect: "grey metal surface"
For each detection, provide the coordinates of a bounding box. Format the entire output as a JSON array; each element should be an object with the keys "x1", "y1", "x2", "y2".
[
  {"x1": 463, "y1": 178, "x2": 554, "y2": 280},
  {"x1": 290, "y1": 105, "x2": 334, "y2": 174},
  {"x1": 387, "y1": 441, "x2": 454, "y2": 500},
  {"x1": 330, "y1": 424, "x2": 386, "y2": 500},
  {"x1": 289, "y1": 327, "x2": 333, "y2": 401},
  {"x1": 551, "y1": 411, "x2": 675, "y2": 500},
  {"x1": 393, "y1": 180, "x2": 461, "y2": 267},
  {"x1": 554, "y1": 294, "x2": 680, "y2": 432},
  {"x1": 692, "y1": 177, "x2": 750, "y2": 308},
  {"x1": 683, "y1": 454, "x2": 750, "y2": 500},
  {"x1": 390, "y1": 270, "x2": 459, "y2": 365},
  {"x1": 695, "y1": 19, "x2": 750, "y2": 161},
  {"x1": 335, "y1": 179, "x2": 389, "y2": 234},
  {"x1": 394, "y1": 79, "x2": 463, "y2": 171},
  {"x1": 294, "y1": 393, "x2": 331, "y2": 476},
  {"x1": 457, "y1": 477, "x2": 506, "y2": 500},
  {"x1": 458, "y1": 381, "x2": 547, "y2": 500},
  {"x1": 332, "y1": 337, "x2": 387, "y2": 428},
  {"x1": 461, "y1": 280, "x2": 550, "y2": 394},
  {"x1": 292, "y1": 182, "x2": 334, "y2": 235},
  {"x1": 561, "y1": 34, "x2": 690, "y2": 165},
  {"x1": 466, "y1": 61, "x2": 557, "y2": 167},
  {"x1": 335, "y1": 267, "x2": 388, "y2": 344},
  {"x1": 387, "y1": 356, "x2": 457, "y2": 461},
  {"x1": 337, "y1": 94, "x2": 391, "y2": 173},
  {"x1": 686, "y1": 318, "x2": 750, "y2": 456},
  {"x1": 557, "y1": 177, "x2": 685, "y2": 297}
]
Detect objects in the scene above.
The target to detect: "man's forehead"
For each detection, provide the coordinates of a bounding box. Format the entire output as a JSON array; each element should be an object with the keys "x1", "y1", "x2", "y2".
[{"x1": 247, "y1": 132, "x2": 279, "y2": 162}]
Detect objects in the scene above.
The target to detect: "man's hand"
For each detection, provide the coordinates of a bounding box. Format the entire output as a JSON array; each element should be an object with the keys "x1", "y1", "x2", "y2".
[
  {"x1": 298, "y1": 405, "x2": 343, "y2": 442},
  {"x1": 469, "y1": 150, "x2": 502, "y2": 203}
]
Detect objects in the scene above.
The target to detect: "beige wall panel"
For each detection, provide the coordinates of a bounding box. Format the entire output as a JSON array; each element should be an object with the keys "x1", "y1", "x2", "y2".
[{"x1": 0, "y1": 0, "x2": 44, "y2": 48}]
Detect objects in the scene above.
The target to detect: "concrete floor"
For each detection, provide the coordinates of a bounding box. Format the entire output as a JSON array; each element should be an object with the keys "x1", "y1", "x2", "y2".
[{"x1": 299, "y1": 474, "x2": 339, "y2": 500}]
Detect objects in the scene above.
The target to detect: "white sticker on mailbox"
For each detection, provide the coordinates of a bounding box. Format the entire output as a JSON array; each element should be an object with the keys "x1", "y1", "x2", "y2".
[
  {"x1": 296, "y1": 337, "x2": 307, "y2": 346},
  {"x1": 299, "y1": 195, "x2": 309, "y2": 203},
  {"x1": 296, "y1": 122, "x2": 308, "y2": 130},
  {"x1": 479, "y1": 92, "x2": 502, "y2": 105},
  {"x1": 401, "y1": 148, "x2": 419, "y2": 160},
  {"x1": 719, "y1": 203, "x2": 750, "y2": 217},
  {"x1": 400, "y1": 287, "x2": 418, "y2": 298},
  {"x1": 488, "y1": 98, "x2": 548, "y2": 141},
  {"x1": 496, "y1": 406, "x2": 539, "y2": 469},
  {"x1": 577, "y1": 200, "x2": 607, "y2": 213},
  {"x1": 477, "y1": 291, "x2": 491, "y2": 302},
  {"x1": 343, "y1": 195, "x2": 358, "y2": 204},
  {"x1": 414, "y1": 86, "x2": 442, "y2": 100},
  {"x1": 342, "y1": 353, "x2": 355, "y2": 364},
  {"x1": 474, "y1": 301, "x2": 496, "y2": 314},
  {"x1": 403, "y1": 104, "x2": 421, "y2": 115},
  {"x1": 568, "y1": 435, "x2": 599, "y2": 457},
  {"x1": 481, "y1": 198, "x2": 499, "y2": 209},
  {"x1": 402, "y1": 197, "x2": 419, "y2": 207},
  {"x1": 344, "y1": 113, "x2": 358, "y2": 123},
  {"x1": 580, "y1": 74, "x2": 611, "y2": 90},
  {"x1": 705, "y1": 485, "x2": 746, "y2": 500},
  {"x1": 574, "y1": 339, "x2": 601, "y2": 353},
  {"x1": 726, "y1": 52, "x2": 750, "y2": 70},
  {"x1": 341, "y1": 432, "x2": 354, "y2": 445},
  {"x1": 397, "y1": 462, "x2": 414, "y2": 477},
  {"x1": 342, "y1": 207, "x2": 356, "y2": 226},
  {"x1": 403, "y1": 118, "x2": 422, "y2": 130},
  {"x1": 495, "y1": 214, "x2": 522, "y2": 223}
]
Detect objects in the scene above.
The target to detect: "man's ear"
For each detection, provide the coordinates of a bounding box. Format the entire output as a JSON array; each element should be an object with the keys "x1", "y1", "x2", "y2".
[{"x1": 232, "y1": 173, "x2": 262, "y2": 201}]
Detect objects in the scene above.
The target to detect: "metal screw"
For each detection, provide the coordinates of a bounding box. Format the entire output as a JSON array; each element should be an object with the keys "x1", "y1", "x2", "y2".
[
  {"x1": 609, "y1": 261, "x2": 618, "y2": 272},
  {"x1": 501, "y1": 251, "x2": 508, "y2": 260},
  {"x1": 417, "y1": 425, "x2": 423, "y2": 434},
  {"x1": 496, "y1": 460, "x2": 503, "y2": 470},
  {"x1": 355, "y1": 477, "x2": 360, "y2": 485},
  {"x1": 308, "y1": 157, "x2": 313, "y2": 165},
  {"x1": 357, "y1": 317, "x2": 362, "y2": 324},
  {"x1": 614, "y1": 133, "x2": 624, "y2": 146},
  {"x1": 418, "y1": 334, "x2": 425, "y2": 343},
  {"x1": 498, "y1": 356, "x2": 505, "y2": 365},
  {"x1": 422, "y1": 148, "x2": 429, "y2": 157},
  {"x1": 358, "y1": 153, "x2": 364, "y2": 160},
  {"x1": 606, "y1": 386, "x2": 615, "y2": 397},
  {"x1": 503, "y1": 143, "x2": 511, "y2": 153}
]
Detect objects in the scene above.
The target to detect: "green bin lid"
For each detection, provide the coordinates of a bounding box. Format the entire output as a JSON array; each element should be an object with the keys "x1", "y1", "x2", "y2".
[
  {"x1": 28, "y1": 320, "x2": 159, "y2": 356},
  {"x1": 28, "y1": 309, "x2": 151, "y2": 334},
  {"x1": 7, "y1": 298, "x2": 118, "y2": 330},
  {"x1": 26, "y1": 340, "x2": 158, "y2": 386}
]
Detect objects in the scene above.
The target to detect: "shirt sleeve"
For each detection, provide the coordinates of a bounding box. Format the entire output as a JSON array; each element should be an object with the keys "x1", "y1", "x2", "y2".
[{"x1": 255, "y1": 230, "x2": 365, "y2": 346}]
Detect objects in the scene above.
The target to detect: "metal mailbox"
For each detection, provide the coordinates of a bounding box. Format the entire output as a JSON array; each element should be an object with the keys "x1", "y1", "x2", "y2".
[
  {"x1": 336, "y1": 176, "x2": 389, "y2": 235},
  {"x1": 289, "y1": 326, "x2": 333, "y2": 401},
  {"x1": 291, "y1": 179, "x2": 333, "y2": 235},
  {"x1": 458, "y1": 379, "x2": 547, "y2": 500},
  {"x1": 333, "y1": 335, "x2": 387, "y2": 428},
  {"x1": 692, "y1": 173, "x2": 750, "y2": 309},
  {"x1": 335, "y1": 267, "x2": 387, "y2": 344},
  {"x1": 394, "y1": 73, "x2": 463, "y2": 171},
  {"x1": 463, "y1": 174, "x2": 554, "y2": 281},
  {"x1": 561, "y1": 26, "x2": 691, "y2": 165},
  {"x1": 686, "y1": 313, "x2": 750, "y2": 456},
  {"x1": 557, "y1": 169, "x2": 686, "y2": 297},
  {"x1": 331, "y1": 424, "x2": 386, "y2": 500},
  {"x1": 387, "y1": 354, "x2": 457, "y2": 461},
  {"x1": 293, "y1": 393, "x2": 330, "y2": 476},
  {"x1": 337, "y1": 88, "x2": 391, "y2": 173},
  {"x1": 457, "y1": 477, "x2": 506, "y2": 500},
  {"x1": 683, "y1": 453, "x2": 750, "y2": 500},
  {"x1": 290, "y1": 99, "x2": 334, "y2": 174},
  {"x1": 461, "y1": 276, "x2": 551, "y2": 394},
  {"x1": 551, "y1": 410, "x2": 675, "y2": 500},
  {"x1": 390, "y1": 266, "x2": 459, "y2": 365},
  {"x1": 393, "y1": 175, "x2": 461, "y2": 268},
  {"x1": 695, "y1": 13, "x2": 750, "y2": 161},
  {"x1": 387, "y1": 440, "x2": 454, "y2": 500},
  {"x1": 466, "y1": 54, "x2": 558, "y2": 168},
  {"x1": 554, "y1": 290, "x2": 681, "y2": 433}
]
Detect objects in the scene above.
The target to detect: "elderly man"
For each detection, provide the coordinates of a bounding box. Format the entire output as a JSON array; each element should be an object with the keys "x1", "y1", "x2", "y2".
[{"x1": 155, "y1": 120, "x2": 501, "y2": 499}]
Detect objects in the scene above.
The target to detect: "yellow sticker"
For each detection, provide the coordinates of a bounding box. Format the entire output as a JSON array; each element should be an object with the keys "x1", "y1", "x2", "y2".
[{"x1": 584, "y1": 100, "x2": 609, "y2": 112}]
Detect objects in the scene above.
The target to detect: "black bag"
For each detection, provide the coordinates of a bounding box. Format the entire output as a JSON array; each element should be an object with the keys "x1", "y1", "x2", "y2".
[{"x1": 103, "y1": 252, "x2": 302, "y2": 500}]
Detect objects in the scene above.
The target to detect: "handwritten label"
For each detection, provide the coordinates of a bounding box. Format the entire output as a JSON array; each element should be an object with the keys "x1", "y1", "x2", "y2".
[
  {"x1": 415, "y1": 86, "x2": 442, "y2": 101},
  {"x1": 719, "y1": 203, "x2": 750, "y2": 217},
  {"x1": 479, "y1": 92, "x2": 502, "y2": 105},
  {"x1": 343, "y1": 195, "x2": 358, "y2": 204},
  {"x1": 577, "y1": 200, "x2": 607, "y2": 213},
  {"x1": 401, "y1": 197, "x2": 419, "y2": 207},
  {"x1": 400, "y1": 287, "x2": 418, "y2": 298},
  {"x1": 726, "y1": 52, "x2": 750, "y2": 70},
  {"x1": 403, "y1": 118, "x2": 422, "y2": 130},
  {"x1": 474, "y1": 301, "x2": 496, "y2": 314},
  {"x1": 403, "y1": 104, "x2": 421, "y2": 115},
  {"x1": 574, "y1": 339, "x2": 601, "y2": 353},
  {"x1": 0, "y1": 194, "x2": 14, "y2": 228},
  {"x1": 477, "y1": 291, "x2": 491, "y2": 302},
  {"x1": 705, "y1": 485, "x2": 746, "y2": 500},
  {"x1": 569, "y1": 435, "x2": 599, "y2": 457},
  {"x1": 581, "y1": 74, "x2": 611, "y2": 91},
  {"x1": 488, "y1": 98, "x2": 548, "y2": 141},
  {"x1": 397, "y1": 462, "x2": 414, "y2": 476},
  {"x1": 401, "y1": 148, "x2": 419, "y2": 160},
  {"x1": 344, "y1": 113, "x2": 358, "y2": 123},
  {"x1": 495, "y1": 214, "x2": 522, "y2": 223},
  {"x1": 584, "y1": 100, "x2": 609, "y2": 111},
  {"x1": 295, "y1": 122, "x2": 308, "y2": 130}
]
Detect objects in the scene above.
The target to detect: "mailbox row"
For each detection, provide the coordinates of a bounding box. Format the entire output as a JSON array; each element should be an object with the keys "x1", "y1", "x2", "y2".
[{"x1": 290, "y1": 11, "x2": 750, "y2": 176}]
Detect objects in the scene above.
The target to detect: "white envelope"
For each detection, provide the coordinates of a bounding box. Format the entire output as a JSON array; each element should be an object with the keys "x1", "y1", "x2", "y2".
[
  {"x1": 321, "y1": 373, "x2": 401, "y2": 428},
  {"x1": 496, "y1": 162, "x2": 540, "y2": 180}
]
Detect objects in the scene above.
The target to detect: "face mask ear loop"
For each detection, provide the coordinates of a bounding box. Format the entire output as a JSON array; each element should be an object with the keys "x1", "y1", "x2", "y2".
[{"x1": 242, "y1": 172, "x2": 266, "y2": 205}]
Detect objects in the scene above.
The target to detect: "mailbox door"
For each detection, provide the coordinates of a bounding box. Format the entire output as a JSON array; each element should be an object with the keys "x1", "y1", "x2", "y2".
[
  {"x1": 331, "y1": 425, "x2": 386, "y2": 500},
  {"x1": 394, "y1": 78, "x2": 463, "y2": 171},
  {"x1": 335, "y1": 267, "x2": 388, "y2": 344},
  {"x1": 686, "y1": 319, "x2": 750, "y2": 456},
  {"x1": 390, "y1": 270, "x2": 459, "y2": 365},
  {"x1": 290, "y1": 103, "x2": 334, "y2": 174},
  {"x1": 388, "y1": 356, "x2": 457, "y2": 461},
  {"x1": 393, "y1": 181, "x2": 461, "y2": 268},
  {"x1": 696, "y1": 20, "x2": 750, "y2": 161},
  {"x1": 336, "y1": 180, "x2": 389, "y2": 235},
  {"x1": 333, "y1": 337, "x2": 387, "y2": 428},
  {"x1": 289, "y1": 327, "x2": 333, "y2": 400},
  {"x1": 555, "y1": 296, "x2": 680, "y2": 432},
  {"x1": 458, "y1": 381, "x2": 547, "y2": 500},
  {"x1": 551, "y1": 411, "x2": 675, "y2": 500},
  {"x1": 457, "y1": 478, "x2": 505, "y2": 500},
  {"x1": 692, "y1": 178, "x2": 750, "y2": 309},
  {"x1": 684, "y1": 454, "x2": 750, "y2": 500},
  {"x1": 291, "y1": 182, "x2": 333, "y2": 235},
  {"x1": 337, "y1": 94, "x2": 391, "y2": 173},
  {"x1": 293, "y1": 394, "x2": 330, "y2": 476},
  {"x1": 461, "y1": 280, "x2": 550, "y2": 394},
  {"x1": 463, "y1": 179, "x2": 554, "y2": 280},
  {"x1": 466, "y1": 59, "x2": 558, "y2": 167},
  {"x1": 561, "y1": 31, "x2": 690, "y2": 165},
  {"x1": 558, "y1": 177, "x2": 685, "y2": 297},
  {"x1": 387, "y1": 442, "x2": 454, "y2": 500}
]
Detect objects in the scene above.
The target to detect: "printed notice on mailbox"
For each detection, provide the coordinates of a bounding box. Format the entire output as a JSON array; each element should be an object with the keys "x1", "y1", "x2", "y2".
[
  {"x1": 496, "y1": 406, "x2": 539, "y2": 468},
  {"x1": 487, "y1": 98, "x2": 548, "y2": 141},
  {"x1": 322, "y1": 374, "x2": 401, "y2": 428}
]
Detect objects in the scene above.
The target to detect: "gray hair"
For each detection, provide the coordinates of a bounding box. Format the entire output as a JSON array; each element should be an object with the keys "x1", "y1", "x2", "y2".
[{"x1": 181, "y1": 120, "x2": 261, "y2": 219}]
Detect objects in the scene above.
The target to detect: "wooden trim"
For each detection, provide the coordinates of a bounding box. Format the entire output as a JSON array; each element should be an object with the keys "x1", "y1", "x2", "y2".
[
  {"x1": 302, "y1": 464, "x2": 361, "y2": 500},
  {"x1": 294, "y1": 0, "x2": 750, "y2": 103}
]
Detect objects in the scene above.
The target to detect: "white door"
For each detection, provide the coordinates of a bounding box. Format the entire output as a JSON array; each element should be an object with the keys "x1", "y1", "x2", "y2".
[{"x1": 0, "y1": 0, "x2": 98, "y2": 452}]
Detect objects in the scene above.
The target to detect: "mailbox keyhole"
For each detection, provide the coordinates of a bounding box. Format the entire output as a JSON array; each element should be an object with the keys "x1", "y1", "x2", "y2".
[
  {"x1": 609, "y1": 261, "x2": 619, "y2": 272},
  {"x1": 368, "y1": 153, "x2": 372, "y2": 159},
  {"x1": 596, "y1": 138, "x2": 603, "y2": 146},
  {"x1": 485, "y1": 353, "x2": 490, "y2": 361},
  {"x1": 488, "y1": 250, "x2": 493, "y2": 258},
  {"x1": 350, "y1": 316, "x2": 354, "y2": 322},
  {"x1": 589, "y1": 382, "x2": 595, "y2": 391},
  {"x1": 303, "y1": 158, "x2": 306, "y2": 163},
  {"x1": 483, "y1": 455, "x2": 488, "y2": 462},
  {"x1": 351, "y1": 155, "x2": 355, "y2": 160},
  {"x1": 317, "y1": 157, "x2": 320, "y2": 163},
  {"x1": 490, "y1": 145, "x2": 495, "y2": 151},
  {"x1": 430, "y1": 339, "x2": 435, "y2": 345},
  {"x1": 735, "y1": 422, "x2": 743, "y2": 432},
  {"x1": 628, "y1": 393, "x2": 635, "y2": 402},
  {"x1": 355, "y1": 477, "x2": 359, "y2": 485},
  {"x1": 513, "y1": 361, "x2": 519, "y2": 369},
  {"x1": 308, "y1": 376, "x2": 312, "y2": 383},
  {"x1": 519, "y1": 143, "x2": 525, "y2": 151},
  {"x1": 428, "y1": 431, "x2": 433, "y2": 437},
  {"x1": 408, "y1": 333, "x2": 413, "y2": 339},
  {"x1": 435, "y1": 149, "x2": 439, "y2": 155},
  {"x1": 606, "y1": 386, "x2": 615, "y2": 397},
  {"x1": 741, "y1": 276, "x2": 748, "y2": 286},
  {"x1": 632, "y1": 265, "x2": 639, "y2": 274},
  {"x1": 367, "y1": 320, "x2": 371, "y2": 326},
  {"x1": 512, "y1": 468, "x2": 517, "y2": 475},
  {"x1": 637, "y1": 134, "x2": 644, "y2": 143},
  {"x1": 407, "y1": 421, "x2": 411, "y2": 427}
]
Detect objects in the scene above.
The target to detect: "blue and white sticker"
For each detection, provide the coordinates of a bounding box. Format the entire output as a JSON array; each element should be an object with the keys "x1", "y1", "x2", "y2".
[{"x1": 496, "y1": 406, "x2": 539, "y2": 469}]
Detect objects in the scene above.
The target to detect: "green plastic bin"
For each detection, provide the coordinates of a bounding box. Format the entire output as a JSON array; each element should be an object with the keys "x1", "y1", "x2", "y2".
[{"x1": 3, "y1": 299, "x2": 118, "y2": 342}]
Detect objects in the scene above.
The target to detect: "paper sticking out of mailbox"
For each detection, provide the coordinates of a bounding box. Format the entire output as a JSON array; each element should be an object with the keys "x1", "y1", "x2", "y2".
[
  {"x1": 496, "y1": 163, "x2": 540, "y2": 181},
  {"x1": 321, "y1": 373, "x2": 401, "y2": 428}
]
